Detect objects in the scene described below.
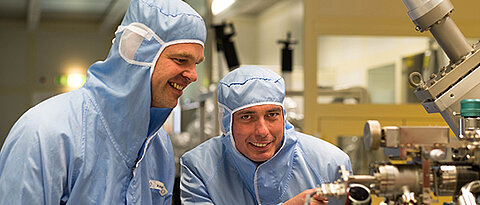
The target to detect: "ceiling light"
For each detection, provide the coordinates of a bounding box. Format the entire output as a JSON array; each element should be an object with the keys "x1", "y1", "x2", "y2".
[{"x1": 212, "y1": 0, "x2": 235, "y2": 15}]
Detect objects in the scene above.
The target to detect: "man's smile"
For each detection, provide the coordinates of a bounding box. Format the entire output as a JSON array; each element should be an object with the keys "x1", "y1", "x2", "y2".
[
  {"x1": 169, "y1": 81, "x2": 185, "y2": 91},
  {"x1": 249, "y1": 142, "x2": 270, "y2": 148}
]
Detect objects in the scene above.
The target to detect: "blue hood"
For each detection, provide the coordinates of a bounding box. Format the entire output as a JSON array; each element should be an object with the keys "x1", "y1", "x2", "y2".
[
  {"x1": 217, "y1": 65, "x2": 286, "y2": 137},
  {"x1": 84, "y1": 0, "x2": 206, "y2": 164}
]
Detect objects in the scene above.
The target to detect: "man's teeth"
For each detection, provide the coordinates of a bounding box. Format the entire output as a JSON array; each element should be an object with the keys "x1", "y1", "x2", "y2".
[
  {"x1": 251, "y1": 142, "x2": 268, "y2": 147},
  {"x1": 169, "y1": 82, "x2": 184, "y2": 91}
]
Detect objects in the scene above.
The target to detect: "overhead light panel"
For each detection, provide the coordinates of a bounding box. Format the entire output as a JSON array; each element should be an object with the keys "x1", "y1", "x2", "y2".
[{"x1": 212, "y1": 0, "x2": 235, "y2": 15}]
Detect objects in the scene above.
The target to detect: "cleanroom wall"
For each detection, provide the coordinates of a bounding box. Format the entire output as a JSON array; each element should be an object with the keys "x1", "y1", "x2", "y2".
[{"x1": 0, "y1": 21, "x2": 111, "y2": 146}]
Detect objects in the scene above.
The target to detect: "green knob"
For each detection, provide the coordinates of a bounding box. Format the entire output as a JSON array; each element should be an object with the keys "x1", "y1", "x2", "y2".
[{"x1": 461, "y1": 99, "x2": 480, "y2": 117}]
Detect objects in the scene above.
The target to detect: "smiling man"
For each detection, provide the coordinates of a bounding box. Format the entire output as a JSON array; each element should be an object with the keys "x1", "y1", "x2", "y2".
[
  {"x1": 151, "y1": 43, "x2": 204, "y2": 108},
  {"x1": 0, "y1": 0, "x2": 205, "y2": 204},
  {"x1": 232, "y1": 104, "x2": 284, "y2": 162},
  {"x1": 180, "y1": 65, "x2": 352, "y2": 205}
]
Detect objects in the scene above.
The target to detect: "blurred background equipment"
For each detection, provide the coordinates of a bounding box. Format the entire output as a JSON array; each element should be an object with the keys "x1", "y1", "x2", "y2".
[
  {"x1": 212, "y1": 22, "x2": 240, "y2": 70},
  {"x1": 278, "y1": 31, "x2": 297, "y2": 73},
  {"x1": 278, "y1": 31, "x2": 297, "y2": 92}
]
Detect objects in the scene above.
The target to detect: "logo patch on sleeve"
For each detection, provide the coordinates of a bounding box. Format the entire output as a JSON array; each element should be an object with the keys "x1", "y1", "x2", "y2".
[{"x1": 149, "y1": 180, "x2": 168, "y2": 196}]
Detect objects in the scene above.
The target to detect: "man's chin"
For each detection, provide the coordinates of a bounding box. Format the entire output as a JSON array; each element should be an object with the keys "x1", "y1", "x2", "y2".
[
  {"x1": 249, "y1": 155, "x2": 273, "y2": 163},
  {"x1": 151, "y1": 100, "x2": 178, "y2": 108}
]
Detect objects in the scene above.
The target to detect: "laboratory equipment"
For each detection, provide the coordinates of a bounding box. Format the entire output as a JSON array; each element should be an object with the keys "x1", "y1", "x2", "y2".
[
  {"x1": 402, "y1": 0, "x2": 480, "y2": 138},
  {"x1": 308, "y1": 106, "x2": 480, "y2": 204},
  {"x1": 305, "y1": 0, "x2": 480, "y2": 204}
]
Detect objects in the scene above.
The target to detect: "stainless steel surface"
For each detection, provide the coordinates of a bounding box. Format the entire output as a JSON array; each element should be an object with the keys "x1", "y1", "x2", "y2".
[
  {"x1": 429, "y1": 16, "x2": 472, "y2": 63},
  {"x1": 437, "y1": 165, "x2": 458, "y2": 195},
  {"x1": 364, "y1": 120, "x2": 382, "y2": 151},
  {"x1": 401, "y1": 0, "x2": 480, "y2": 138},
  {"x1": 460, "y1": 117, "x2": 480, "y2": 141},
  {"x1": 383, "y1": 126, "x2": 400, "y2": 148},
  {"x1": 398, "y1": 126, "x2": 449, "y2": 145},
  {"x1": 375, "y1": 165, "x2": 423, "y2": 195},
  {"x1": 416, "y1": 48, "x2": 480, "y2": 103},
  {"x1": 402, "y1": 0, "x2": 472, "y2": 63}
]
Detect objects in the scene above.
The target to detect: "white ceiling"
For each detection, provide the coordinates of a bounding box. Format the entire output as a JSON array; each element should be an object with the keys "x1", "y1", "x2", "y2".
[
  {"x1": 0, "y1": 0, "x2": 128, "y2": 31},
  {"x1": 0, "y1": 0, "x2": 283, "y2": 31},
  {"x1": 214, "y1": 0, "x2": 282, "y2": 21}
]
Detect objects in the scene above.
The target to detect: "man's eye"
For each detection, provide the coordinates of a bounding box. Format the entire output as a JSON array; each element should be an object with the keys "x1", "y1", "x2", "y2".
[
  {"x1": 172, "y1": 58, "x2": 187, "y2": 64},
  {"x1": 268, "y1": 113, "x2": 280, "y2": 118},
  {"x1": 240, "y1": 115, "x2": 251, "y2": 120}
]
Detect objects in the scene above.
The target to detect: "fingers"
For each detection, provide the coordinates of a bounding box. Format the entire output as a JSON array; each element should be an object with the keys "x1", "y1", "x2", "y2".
[
  {"x1": 304, "y1": 188, "x2": 328, "y2": 205},
  {"x1": 311, "y1": 194, "x2": 328, "y2": 205},
  {"x1": 310, "y1": 198, "x2": 328, "y2": 205}
]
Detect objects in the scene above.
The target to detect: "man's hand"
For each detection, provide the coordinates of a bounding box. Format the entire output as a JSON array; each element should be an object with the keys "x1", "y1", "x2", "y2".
[{"x1": 283, "y1": 188, "x2": 328, "y2": 205}]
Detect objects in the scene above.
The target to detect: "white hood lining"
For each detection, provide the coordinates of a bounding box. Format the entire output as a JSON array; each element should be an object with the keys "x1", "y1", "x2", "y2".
[
  {"x1": 116, "y1": 23, "x2": 163, "y2": 67},
  {"x1": 114, "y1": 23, "x2": 204, "y2": 76}
]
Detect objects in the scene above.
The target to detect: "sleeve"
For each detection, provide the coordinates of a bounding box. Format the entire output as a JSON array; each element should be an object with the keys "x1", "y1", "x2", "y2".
[
  {"x1": 179, "y1": 157, "x2": 214, "y2": 205},
  {"x1": 345, "y1": 156, "x2": 353, "y2": 174},
  {"x1": 0, "y1": 121, "x2": 66, "y2": 205},
  {"x1": 333, "y1": 147, "x2": 353, "y2": 180}
]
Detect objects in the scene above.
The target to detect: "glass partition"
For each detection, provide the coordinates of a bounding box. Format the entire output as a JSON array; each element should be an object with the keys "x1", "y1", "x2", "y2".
[{"x1": 316, "y1": 35, "x2": 451, "y2": 104}]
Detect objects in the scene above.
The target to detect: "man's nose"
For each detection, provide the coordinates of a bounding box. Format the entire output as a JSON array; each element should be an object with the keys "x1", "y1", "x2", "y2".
[
  {"x1": 255, "y1": 118, "x2": 269, "y2": 137},
  {"x1": 182, "y1": 67, "x2": 197, "y2": 83}
]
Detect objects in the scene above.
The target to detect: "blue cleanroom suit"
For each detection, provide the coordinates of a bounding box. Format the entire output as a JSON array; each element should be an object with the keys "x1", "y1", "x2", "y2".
[
  {"x1": 0, "y1": 0, "x2": 206, "y2": 204},
  {"x1": 180, "y1": 66, "x2": 352, "y2": 205}
]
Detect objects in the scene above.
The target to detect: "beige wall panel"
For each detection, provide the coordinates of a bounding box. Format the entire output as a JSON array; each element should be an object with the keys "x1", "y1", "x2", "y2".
[
  {"x1": 304, "y1": 0, "x2": 319, "y2": 134},
  {"x1": 404, "y1": 119, "x2": 449, "y2": 127},
  {"x1": 449, "y1": 0, "x2": 480, "y2": 38},
  {"x1": 313, "y1": 104, "x2": 437, "y2": 118},
  {"x1": 311, "y1": 104, "x2": 447, "y2": 145},
  {"x1": 307, "y1": 0, "x2": 480, "y2": 37}
]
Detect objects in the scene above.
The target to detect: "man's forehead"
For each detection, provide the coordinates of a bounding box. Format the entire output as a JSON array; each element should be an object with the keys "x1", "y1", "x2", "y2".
[
  {"x1": 235, "y1": 104, "x2": 282, "y2": 114},
  {"x1": 165, "y1": 43, "x2": 203, "y2": 50},
  {"x1": 164, "y1": 43, "x2": 205, "y2": 60}
]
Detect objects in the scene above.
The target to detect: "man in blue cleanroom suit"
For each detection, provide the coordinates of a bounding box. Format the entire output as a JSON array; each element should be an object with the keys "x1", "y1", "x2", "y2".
[
  {"x1": 180, "y1": 65, "x2": 353, "y2": 205},
  {"x1": 0, "y1": 0, "x2": 205, "y2": 204}
]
